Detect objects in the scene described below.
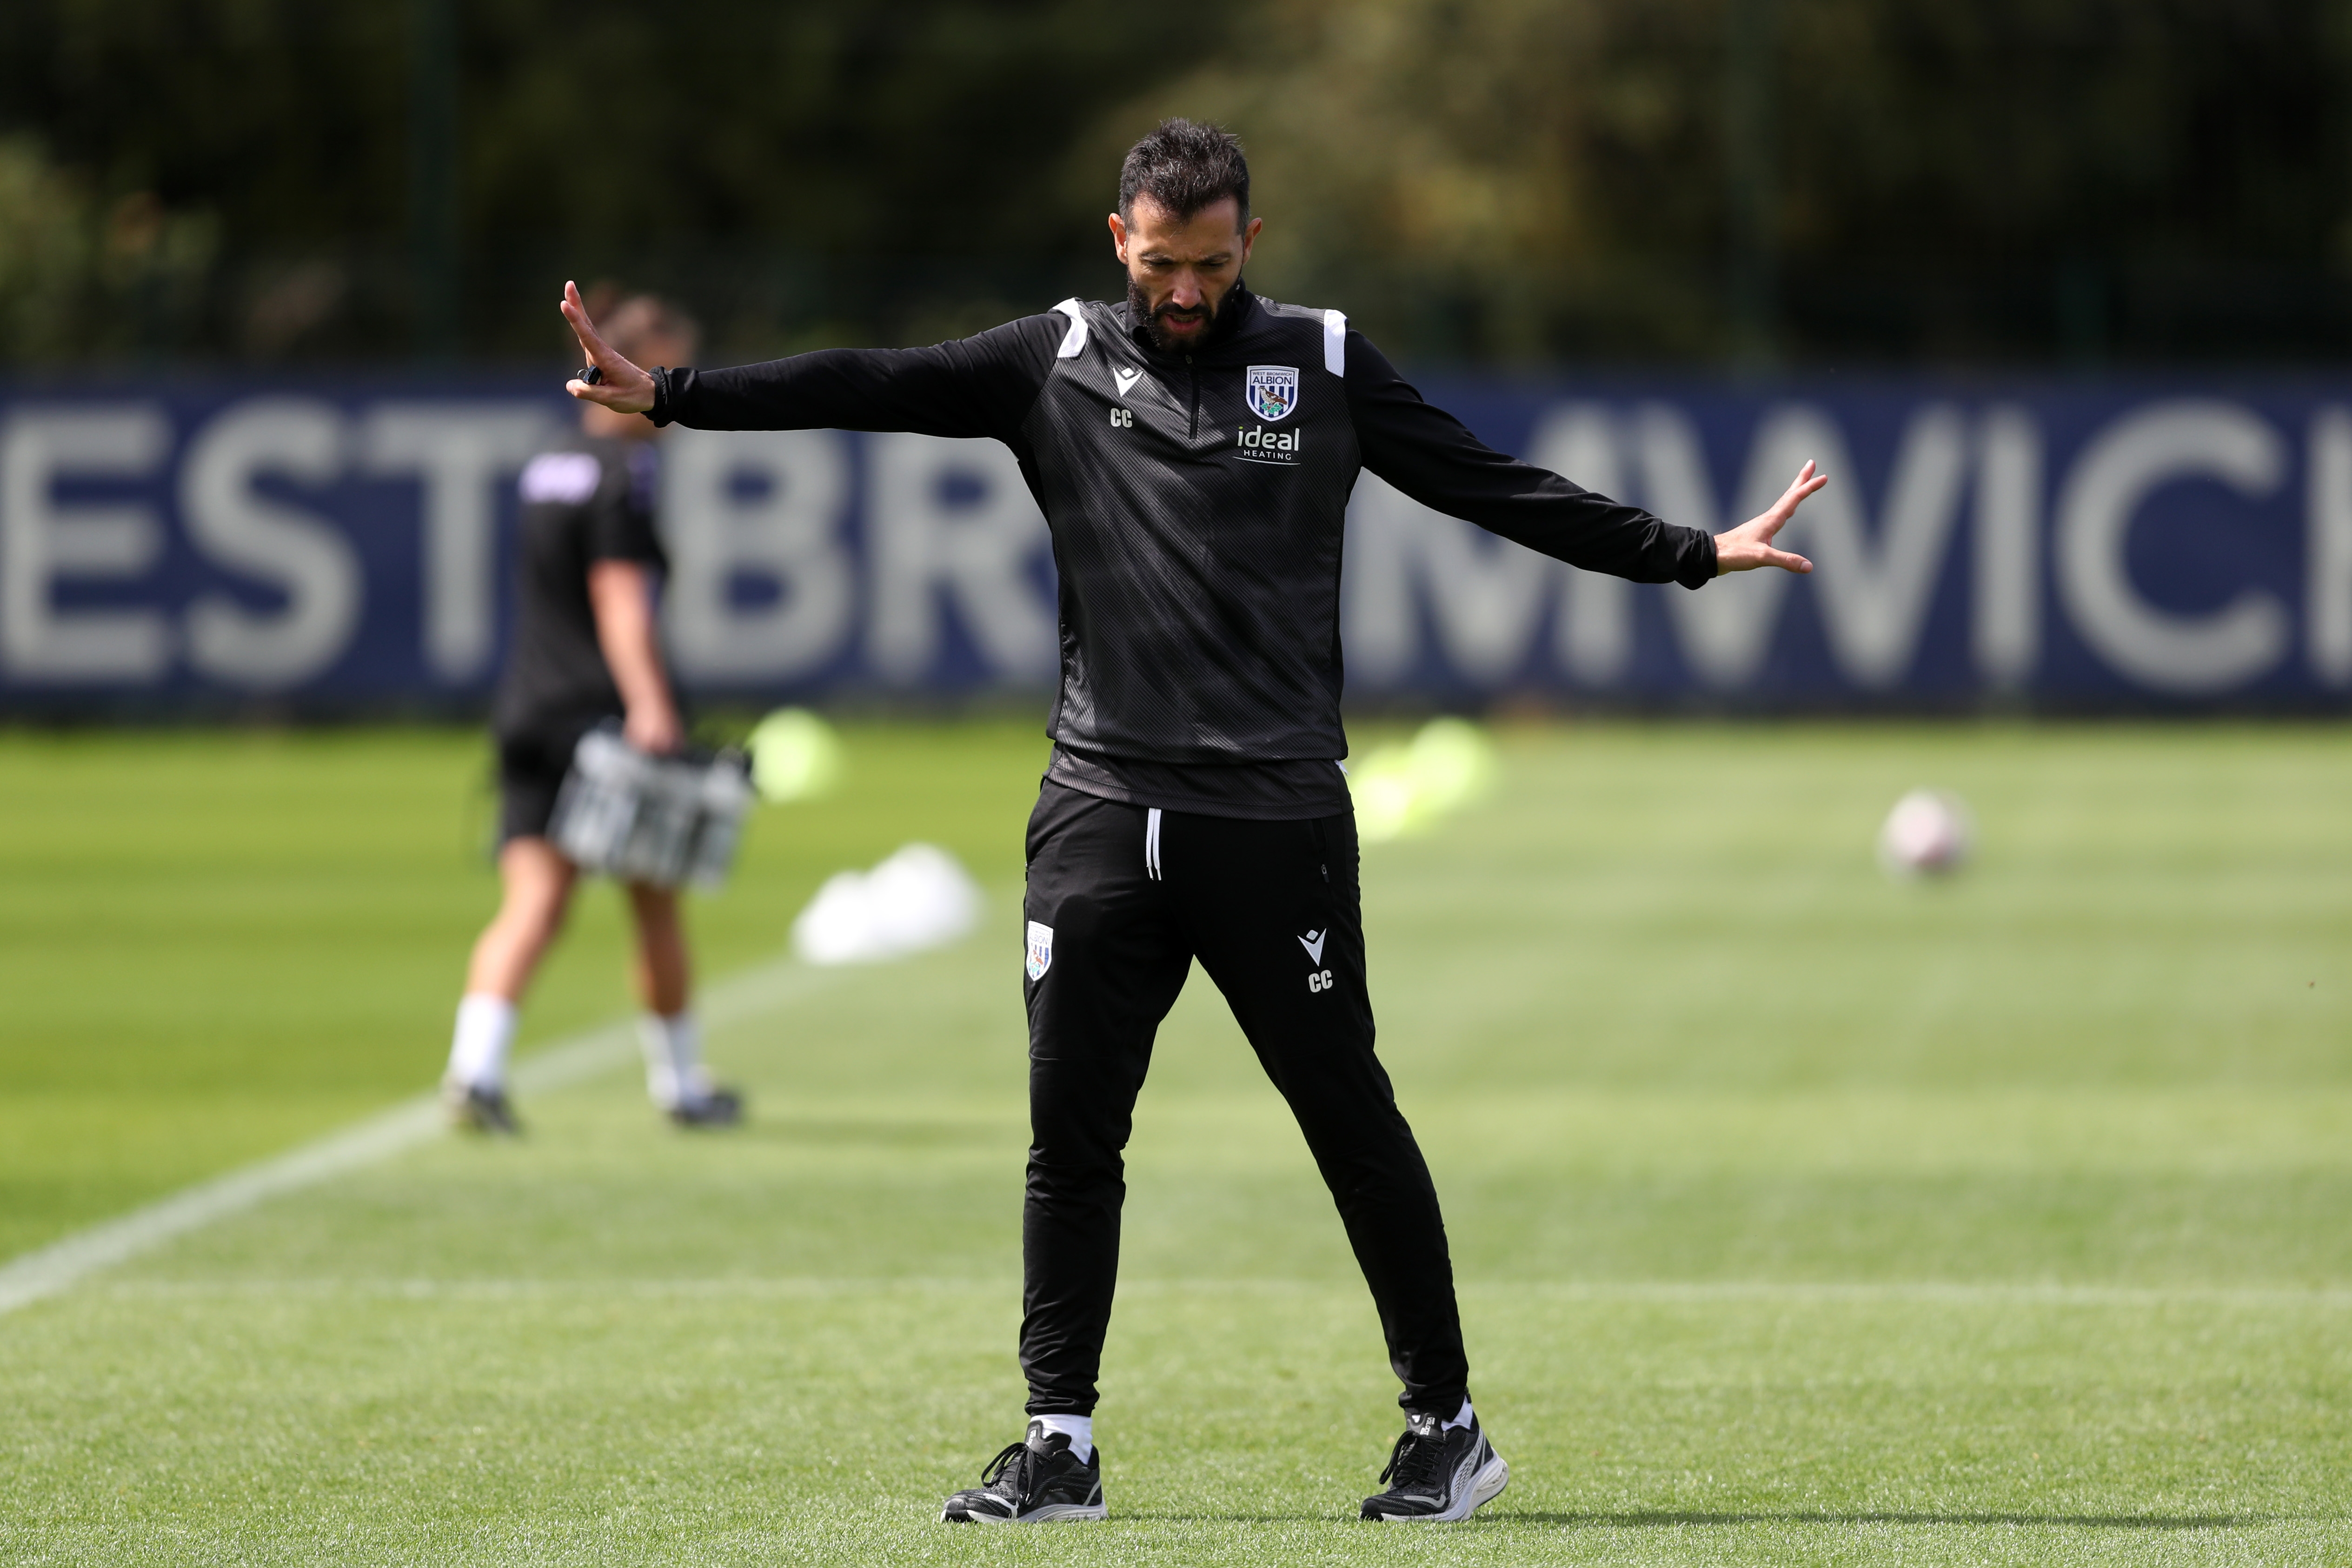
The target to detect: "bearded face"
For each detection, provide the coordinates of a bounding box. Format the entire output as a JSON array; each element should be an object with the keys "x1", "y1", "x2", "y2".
[
  {"x1": 1127, "y1": 274, "x2": 1226, "y2": 352},
  {"x1": 1111, "y1": 193, "x2": 1259, "y2": 354}
]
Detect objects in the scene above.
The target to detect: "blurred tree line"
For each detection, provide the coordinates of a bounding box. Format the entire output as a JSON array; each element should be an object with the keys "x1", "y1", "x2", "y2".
[{"x1": 0, "y1": 0, "x2": 2345, "y2": 368}]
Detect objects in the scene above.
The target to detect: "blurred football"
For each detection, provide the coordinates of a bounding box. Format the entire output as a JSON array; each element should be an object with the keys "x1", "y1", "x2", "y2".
[{"x1": 1877, "y1": 788, "x2": 1973, "y2": 878}]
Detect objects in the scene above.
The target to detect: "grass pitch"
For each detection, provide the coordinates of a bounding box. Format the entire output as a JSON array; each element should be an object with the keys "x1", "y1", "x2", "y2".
[{"x1": 2, "y1": 719, "x2": 2348, "y2": 1565}]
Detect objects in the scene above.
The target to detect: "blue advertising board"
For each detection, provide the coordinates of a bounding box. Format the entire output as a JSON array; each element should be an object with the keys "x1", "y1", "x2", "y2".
[{"x1": 3, "y1": 372, "x2": 2348, "y2": 710}]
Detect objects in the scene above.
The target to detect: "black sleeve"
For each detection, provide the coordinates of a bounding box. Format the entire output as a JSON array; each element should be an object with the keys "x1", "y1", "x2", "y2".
[
  {"x1": 651, "y1": 313, "x2": 1065, "y2": 445},
  {"x1": 1345, "y1": 331, "x2": 1717, "y2": 589}
]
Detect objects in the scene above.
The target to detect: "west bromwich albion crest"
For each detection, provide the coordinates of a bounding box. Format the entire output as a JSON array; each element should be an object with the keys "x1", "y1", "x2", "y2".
[
  {"x1": 1025, "y1": 921, "x2": 1054, "y2": 982},
  {"x1": 1245, "y1": 365, "x2": 1300, "y2": 423}
]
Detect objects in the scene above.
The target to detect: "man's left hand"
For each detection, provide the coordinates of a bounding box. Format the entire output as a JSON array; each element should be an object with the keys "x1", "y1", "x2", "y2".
[{"x1": 1715, "y1": 461, "x2": 1825, "y2": 575}]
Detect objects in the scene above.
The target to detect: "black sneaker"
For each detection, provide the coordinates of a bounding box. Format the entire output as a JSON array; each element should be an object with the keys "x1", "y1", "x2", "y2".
[
  {"x1": 1359, "y1": 1409, "x2": 1509, "y2": 1521},
  {"x1": 668, "y1": 1086, "x2": 744, "y2": 1128},
  {"x1": 941, "y1": 1421, "x2": 1106, "y2": 1523},
  {"x1": 441, "y1": 1077, "x2": 521, "y2": 1136}
]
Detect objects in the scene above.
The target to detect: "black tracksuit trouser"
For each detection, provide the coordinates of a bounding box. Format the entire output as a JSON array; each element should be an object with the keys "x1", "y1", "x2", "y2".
[{"x1": 1017, "y1": 781, "x2": 1470, "y2": 1418}]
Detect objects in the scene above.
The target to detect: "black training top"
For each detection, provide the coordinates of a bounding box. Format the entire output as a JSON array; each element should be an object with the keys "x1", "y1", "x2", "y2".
[
  {"x1": 652, "y1": 283, "x2": 1715, "y2": 817},
  {"x1": 492, "y1": 433, "x2": 671, "y2": 742}
]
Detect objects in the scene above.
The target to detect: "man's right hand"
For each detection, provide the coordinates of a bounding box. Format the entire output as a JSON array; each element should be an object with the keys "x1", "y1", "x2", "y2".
[{"x1": 559, "y1": 279, "x2": 658, "y2": 414}]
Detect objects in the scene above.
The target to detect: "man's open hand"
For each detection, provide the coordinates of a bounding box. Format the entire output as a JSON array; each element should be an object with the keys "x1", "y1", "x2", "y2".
[
  {"x1": 559, "y1": 279, "x2": 658, "y2": 414},
  {"x1": 1715, "y1": 461, "x2": 1825, "y2": 575}
]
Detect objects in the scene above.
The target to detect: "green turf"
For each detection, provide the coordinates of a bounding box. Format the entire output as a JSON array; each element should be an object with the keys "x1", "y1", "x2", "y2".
[
  {"x1": 0, "y1": 722, "x2": 1050, "y2": 1260},
  {"x1": 2, "y1": 720, "x2": 2348, "y2": 1564}
]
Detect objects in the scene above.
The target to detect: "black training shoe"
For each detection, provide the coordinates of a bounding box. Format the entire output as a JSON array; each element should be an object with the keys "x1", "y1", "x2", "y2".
[
  {"x1": 441, "y1": 1077, "x2": 522, "y2": 1136},
  {"x1": 940, "y1": 1421, "x2": 1106, "y2": 1523},
  {"x1": 668, "y1": 1086, "x2": 744, "y2": 1128},
  {"x1": 1359, "y1": 1409, "x2": 1509, "y2": 1521}
]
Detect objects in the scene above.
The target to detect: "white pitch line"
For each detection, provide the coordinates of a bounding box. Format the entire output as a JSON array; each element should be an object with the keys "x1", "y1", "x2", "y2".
[{"x1": 0, "y1": 952, "x2": 840, "y2": 1318}]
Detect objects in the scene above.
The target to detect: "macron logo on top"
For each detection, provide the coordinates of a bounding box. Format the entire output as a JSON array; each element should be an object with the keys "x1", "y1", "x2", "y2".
[{"x1": 1113, "y1": 367, "x2": 1143, "y2": 397}]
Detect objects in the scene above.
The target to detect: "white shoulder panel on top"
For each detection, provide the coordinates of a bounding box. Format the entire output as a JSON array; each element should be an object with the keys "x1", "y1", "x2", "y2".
[
  {"x1": 518, "y1": 450, "x2": 601, "y2": 505},
  {"x1": 1323, "y1": 310, "x2": 1347, "y2": 377},
  {"x1": 1053, "y1": 299, "x2": 1089, "y2": 359}
]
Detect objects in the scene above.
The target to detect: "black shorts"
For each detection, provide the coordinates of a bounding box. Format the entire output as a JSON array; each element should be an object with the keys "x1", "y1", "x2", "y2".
[{"x1": 495, "y1": 723, "x2": 597, "y2": 844}]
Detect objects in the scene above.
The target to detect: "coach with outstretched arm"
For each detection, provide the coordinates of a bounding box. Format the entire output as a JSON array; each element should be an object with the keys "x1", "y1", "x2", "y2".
[{"x1": 560, "y1": 120, "x2": 1820, "y2": 1526}]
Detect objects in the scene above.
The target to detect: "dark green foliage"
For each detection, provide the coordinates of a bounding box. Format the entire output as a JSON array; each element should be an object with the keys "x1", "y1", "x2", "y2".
[
  {"x1": 0, "y1": 1, "x2": 1214, "y2": 360},
  {"x1": 0, "y1": 0, "x2": 2347, "y2": 364}
]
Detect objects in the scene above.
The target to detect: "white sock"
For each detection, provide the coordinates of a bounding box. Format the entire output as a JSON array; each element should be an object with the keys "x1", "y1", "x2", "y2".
[
  {"x1": 1032, "y1": 1413, "x2": 1094, "y2": 1462},
  {"x1": 1443, "y1": 1397, "x2": 1475, "y2": 1432},
  {"x1": 636, "y1": 1011, "x2": 709, "y2": 1109},
  {"x1": 446, "y1": 995, "x2": 517, "y2": 1090}
]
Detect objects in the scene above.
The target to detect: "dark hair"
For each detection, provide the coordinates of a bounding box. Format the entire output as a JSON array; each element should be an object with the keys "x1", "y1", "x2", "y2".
[
  {"x1": 1117, "y1": 119, "x2": 1250, "y2": 228},
  {"x1": 597, "y1": 293, "x2": 699, "y2": 365}
]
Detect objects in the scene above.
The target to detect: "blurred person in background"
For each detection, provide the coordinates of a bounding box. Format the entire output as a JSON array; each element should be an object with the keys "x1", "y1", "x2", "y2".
[{"x1": 440, "y1": 294, "x2": 744, "y2": 1135}]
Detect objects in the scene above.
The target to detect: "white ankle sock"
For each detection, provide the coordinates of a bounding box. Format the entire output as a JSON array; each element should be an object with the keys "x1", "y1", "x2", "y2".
[
  {"x1": 1443, "y1": 1397, "x2": 1475, "y2": 1432},
  {"x1": 1032, "y1": 1413, "x2": 1093, "y2": 1462},
  {"x1": 446, "y1": 995, "x2": 517, "y2": 1090},
  {"x1": 636, "y1": 1011, "x2": 708, "y2": 1109}
]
